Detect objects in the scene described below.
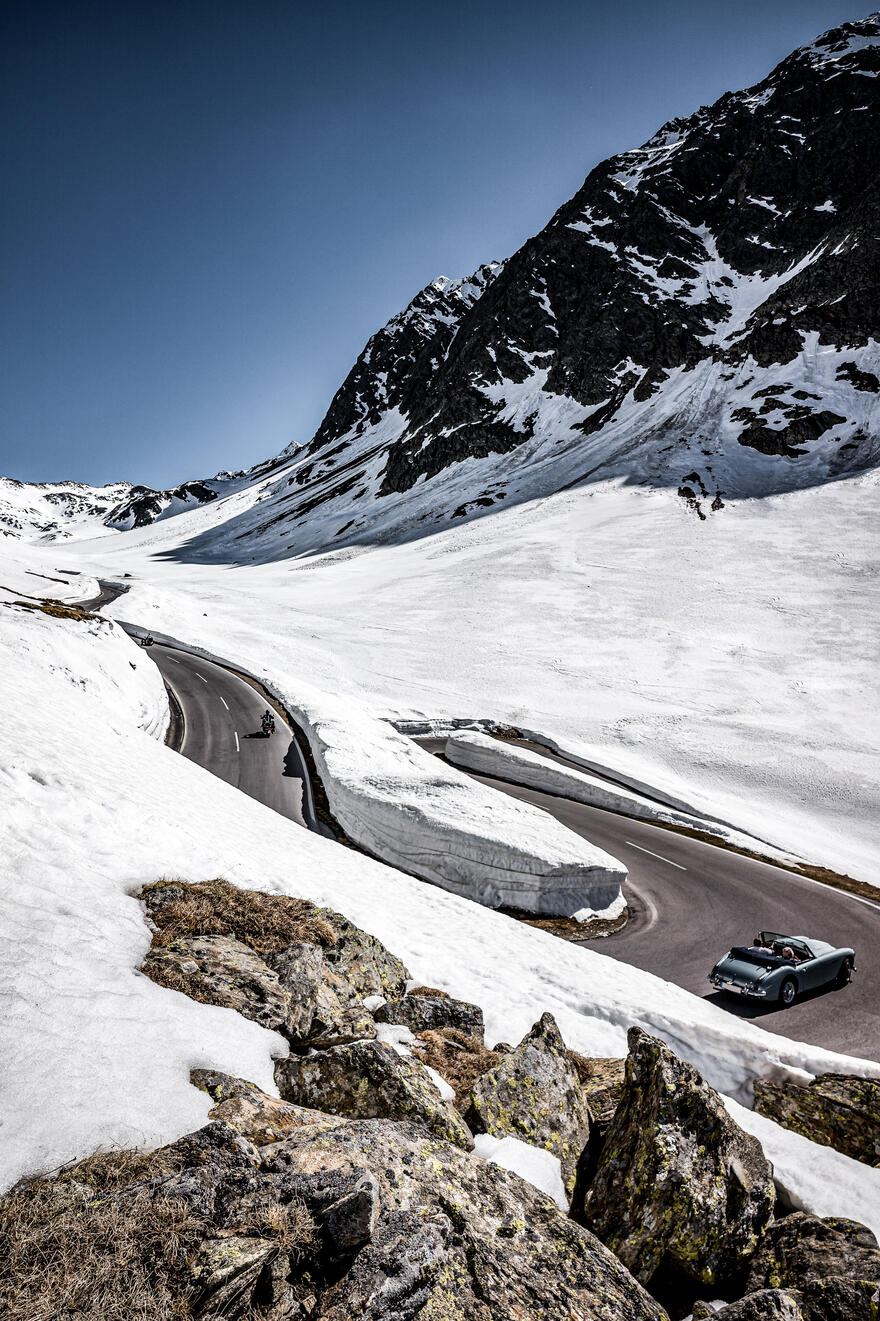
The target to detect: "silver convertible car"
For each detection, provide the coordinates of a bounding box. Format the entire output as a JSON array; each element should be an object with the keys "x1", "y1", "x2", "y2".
[{"x1": 708, "y1": 931, "x2": 855, "y2": 1006}]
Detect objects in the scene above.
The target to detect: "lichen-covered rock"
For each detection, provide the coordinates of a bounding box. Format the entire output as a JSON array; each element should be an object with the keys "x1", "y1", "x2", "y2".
[
  {"x1": 695, "y1": 1289, "x2": 805, "y2": 1320},
  {"x1": 275, "y1": 1039, "x2": 473, "y2": 1149},
  {"x1": 189, "y1": 1235, "x2": 279, "y2": 1317},
  {"x1": 266, "y1": 941, "x2": 325, "y2": 1037},
  {"x1": 753, "y1": 1073, "x2": 880, "y2": 1167},
  {"x1": 466, "y1": 1011, "x2": 592, "y2": 1196},
  {"x1": 802, "y1": 1275, "x2": 880, "y2": 1320},
  {"x1": 745, "y1": 1213, "x2": 880, "y2": 1295},
  {"x1": 316, "y1": 909, "x2": 409, "y2": 1000},
  {"x1": 309, "y1": 963, "x2": 377, "y2": 1048},
  {"x1": 570, "y1": 1056, "x2": 626, "y2": 1135},
  {"x1": 262, "y1": 1116, "x2": 668, "y2": 1320},
  {"x1": 375, "y1": 991, "x2": 484, "y2": 1040},
  {"x1": 143, "y1": 934, "x2": 291, "y2": 1032},
  {"x1": 157, "y1": 1119, "x2": 261, "y2": 1172},
  {"x1": 583, "y1": 1029, "x2": 775, "y2": 1291}
]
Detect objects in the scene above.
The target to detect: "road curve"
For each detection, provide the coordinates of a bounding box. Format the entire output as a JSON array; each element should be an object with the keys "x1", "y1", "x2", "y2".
[
  {"x1": 146, "y1": 643, "x2": 316, "y2": 830},
  {"x1": 85, "y1": 582, "x2": 878, "y2": 1062},
  {"x1": 419, "y1": 739, "x2": 880, "y2": 1063}
]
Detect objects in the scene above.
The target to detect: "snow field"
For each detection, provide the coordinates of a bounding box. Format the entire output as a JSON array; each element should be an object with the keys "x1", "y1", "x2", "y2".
[{"x1": 1, "y1": 595, "x2": 879, "y2": 1235}]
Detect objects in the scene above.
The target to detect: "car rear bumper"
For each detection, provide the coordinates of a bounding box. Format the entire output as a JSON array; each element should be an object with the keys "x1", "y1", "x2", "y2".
[{"x1": 708, "y1": 975, "x2": 767, "y2": 998}]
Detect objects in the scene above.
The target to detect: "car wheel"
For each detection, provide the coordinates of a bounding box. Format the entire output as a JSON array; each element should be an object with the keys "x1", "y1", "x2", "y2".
[
  {"x1": 836, "y1": 957, "x2": 853, "y2": 987},
  {"x1": 780, "y1": 977, "x2": 797, "y2": 1006}
]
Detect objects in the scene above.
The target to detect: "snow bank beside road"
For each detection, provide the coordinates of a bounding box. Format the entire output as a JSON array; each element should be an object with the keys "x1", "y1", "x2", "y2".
[
  {"x1": 446, "y1": 731, "x2": 723, "y2": 831},
  {"x1": 257, "y1": 694, "x2": 628, "y2": 918}
]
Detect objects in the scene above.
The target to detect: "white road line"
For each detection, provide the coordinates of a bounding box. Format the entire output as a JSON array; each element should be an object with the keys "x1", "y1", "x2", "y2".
[
  {"x1": 234, "y1": 731, "x2": 240, "y2": 753},
  {"x1": 168, "y1": 657, "x2": 180, "y2": 665},
  {"x1": 197, "y1": 674, "x2": 208, "y2": 684},
  {"x1": 219, "y1": 695, "x2": 229, "y2": 710},
  {"x1": 625, "y1": 841, "x2": 687, "y2": 871}
]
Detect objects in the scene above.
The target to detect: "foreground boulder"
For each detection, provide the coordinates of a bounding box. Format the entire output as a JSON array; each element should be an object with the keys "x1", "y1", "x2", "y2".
[
  {"x1": 375, "y1": 989, "x2": 485, "y2": 1040},
  {"x1": 262, "y1": 1115, "x2": 668, "y2": 1320},
  {"x1": 582, "y1": 1029, "x2": 775, "y2": 1292},
  {"x1": 191, "y1": 1069, "x2": 342, "y2": 1145},
  {"x1": 693, "y1": 1290, "x2": 805, "y2": 1319},
  {"x1": 275, "y1": 1039, "x2": 474, "y2": 1149},
  {"x1": 466, "y1": 1012, "x2": 592, "y2": 1197},
  {"x1": 316, "y1": 909, "x2": 409, "y2": 1000},
  {"x1": 753, "y1": 1072, "x2": 880, "y2": 1167},
  {"x1": 745, "y1": 1213, "x2": 880, "y2": 1296},
  {"x1": 143, "y1": 934, "x2": 292, "y2": 1032}
]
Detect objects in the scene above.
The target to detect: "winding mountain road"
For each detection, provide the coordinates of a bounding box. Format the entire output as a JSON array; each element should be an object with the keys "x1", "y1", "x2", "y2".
[
  {"x1": 87, "y1": 574, "x2": 878, "y2": 1062},
  {"x1": 148, "y1": 643, "x2": 318, "y2": 829},
  {"x1": 417, "y1": 737, "x2": 880, "y2": 1062}
]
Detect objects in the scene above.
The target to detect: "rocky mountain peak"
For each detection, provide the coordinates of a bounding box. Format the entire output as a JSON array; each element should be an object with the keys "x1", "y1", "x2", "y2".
[{"x1": 232, "y1": 11, "x2": 878, "y2": 557}]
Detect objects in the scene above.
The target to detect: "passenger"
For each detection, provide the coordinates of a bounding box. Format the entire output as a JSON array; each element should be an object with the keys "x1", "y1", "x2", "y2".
[
  {"x1": 753, "y1": 935, "x2": 766, "y2": 948},
  {"x1": 781, "y1": 945, "x2": 797, "y2": 961}
]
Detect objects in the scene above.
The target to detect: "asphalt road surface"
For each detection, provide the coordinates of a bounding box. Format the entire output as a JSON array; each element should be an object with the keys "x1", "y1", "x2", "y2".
[
  {"x1": 419, "y1": 739, "x2": 880, "y2": 1063},
  {"x1": 85, "y1": 573, "x2": 877, "y2": 1063},
  {"x1": 146, "y1": 643, "x2": 315, "y2": 829}
]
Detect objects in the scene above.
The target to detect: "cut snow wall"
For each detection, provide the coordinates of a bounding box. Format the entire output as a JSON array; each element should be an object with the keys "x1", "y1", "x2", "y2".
[
  {"x1": 294, "y1": 710, "x2": 628, "y2": 917},
  {"x1": 116, "y1": 623, "x2": 628, "y2": 917},
  {"x1": 446, "y1": 731, "x2": 715, "y2": 830}
]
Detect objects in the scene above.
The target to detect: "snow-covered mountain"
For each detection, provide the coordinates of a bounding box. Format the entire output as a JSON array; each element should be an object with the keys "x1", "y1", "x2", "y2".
[
  {"x1": 0, "y1": 477, "x2": 134, "y2": 541},
  {"x1": 0, "y1": 463, "x2": 282, "y2": 541},
  {"x1": 216, "y1": 11, "x2": 879, "y2": 558}
]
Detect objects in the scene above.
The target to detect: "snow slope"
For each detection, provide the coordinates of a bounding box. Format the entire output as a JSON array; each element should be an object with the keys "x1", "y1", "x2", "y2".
[
  {"x1": 55, "y1": 464, "x2": 879, "y2": 883},
  {"x1": 2, "y1": 564, "x2": 880, "y2": 1232}
]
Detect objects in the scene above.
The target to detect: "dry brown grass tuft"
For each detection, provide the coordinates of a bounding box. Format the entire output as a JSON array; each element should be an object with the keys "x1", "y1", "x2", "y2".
[
  {"x1": 0, "y1": 1154, "x2": 199, "y2": 1321},
  {"x1": 140, "y1": 951, "x2": 222, "y2": 1009},
  {"x1": 413, "y1": 1028, "x2": 500, "y2": 1109},
  {"x1": 405, "y1": 986, "x2": 450, "y2": 999},
  {"x1": 142, "y1": 877, "x2": 337, "y2": 954},
  {"x1": 0, "y1": 1148, "x2": 318, "y2": 1321}
]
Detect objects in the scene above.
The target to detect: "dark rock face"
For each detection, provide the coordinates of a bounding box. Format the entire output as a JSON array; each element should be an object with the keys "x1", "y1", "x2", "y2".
[
  {"x1": 466, "y1": 1011, "x2": 593, "y2": 1198},
  {"x1": 106, "y1": 479, "x2": 219, "y2": 529},
  {"x1": 375, "y1": 991, "x2": 484, "y2": 1040},
  {"x1": 235, "y1": 13, "x2": 880, "y2": 557},
  {"x1": 582, "y1": 1029, "x2": 775, "y2": 1292},
  {"x1": 745, "y1": 1213, "x2": 880, "y2": 1295},
  {"x1": 753, "y1": 1072, "x2": 880, "y2": 1167}
]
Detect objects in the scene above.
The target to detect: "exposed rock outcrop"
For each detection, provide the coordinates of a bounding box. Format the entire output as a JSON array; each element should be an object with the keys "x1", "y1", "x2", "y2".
[
  {"x1": 466, "y1": 1011, "x2": 592, "y2": 1198},
  {"x1": 582, "y1": 1028, "x2": 775, "y2": 1292},
  {"x1": 693, "y1": 1292, "x2": 805, "y2": 1320},
  {"x1": 745, "y1": 1213, "x2": 880, "y2": 1296},
  {"x1": 375, "y1": 989, "x2": 485, "y2": 1040},
  {"x1": 753, "y1": 1073, "x2": 880, "y2": 1167},
  {"x1": 262, "y1": 1115, "x2": 668, "y2": 1320},
  {"x1": 275, "y1": 1039, "x2": 474, "y2": 1150}
]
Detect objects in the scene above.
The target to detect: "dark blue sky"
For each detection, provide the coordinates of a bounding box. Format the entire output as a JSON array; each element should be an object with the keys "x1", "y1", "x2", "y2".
[{"x1": 0, "y1": 0, "x2": 861, "y2": 487}]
